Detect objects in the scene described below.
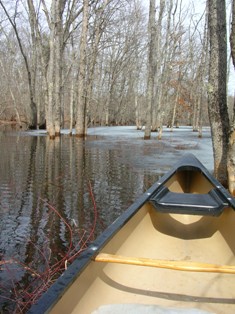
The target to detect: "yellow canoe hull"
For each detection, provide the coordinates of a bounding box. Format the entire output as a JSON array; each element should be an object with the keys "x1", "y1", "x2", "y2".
[
  {"x1": 49, "y1": 205, "x2": 235, "y2": 314},
  {"x1": 29, "y1": 154, "x2": 235, "y2": 314}
]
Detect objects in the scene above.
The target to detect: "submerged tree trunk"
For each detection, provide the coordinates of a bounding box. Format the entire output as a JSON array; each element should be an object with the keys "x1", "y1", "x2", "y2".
[
  {"x1": 54, "y1": 2, "x2": 64, "y2": 136},
  {"x1": 151, "y1": 0, "x2": 165, "y2": 132},
  {"x1": 135, "y1": 95, "x2": 142, "y2": 130},
  {"x1": 47, "y1": 0, "x2": 56, "y2": 138},
  {"x1": 144, "y1": 0, "x2": 156, "y2": 139},
  {"x1": 157, "y1": 0, "x2": 173, "y2": 138},
  {"x1": 75, "y1": 0, "x2": 89, "y2": 137},
  {"x1": 46, "y1": 0, "x2": 65, "y2": 138},
  {"x1": 207, "y1": 0, "x2": 229, "y2": 186},
  {"x1": 27, "y1": 0, "x2": 49, "y2": 128}
]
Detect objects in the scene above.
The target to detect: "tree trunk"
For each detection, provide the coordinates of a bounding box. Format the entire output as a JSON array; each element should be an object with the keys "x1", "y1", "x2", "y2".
[
  {"x1": 85, "y1": 1, "x2": 109, "y2": 130},
  {"x1": 27, "y1": 0, "x2": 48, "y2": 128},
  {"x1": 46, "y1": 0, "x2": 65, "y2": 138},
  {"x1": 228, "y1": 0, "x2": 235, "y2": 195},
  {"x1": 152, "y1": 0, "x2": 165, "y2": 132},
  {"x1": 47, "y1": 0, "x2": 56, "y2": 139},
  {"x1": 135, "y1": 95, "x2": 142, "y2": 129},
  {"x1": 54, "y1": 1, "x2": 64, "y2": 136},
  {"x1": 157, "y1": 0, "x2": 173, "y2": 134},
  {"x1": 228, "y1": 131, "x2": 235, "y2": 195},
  {"x1": 207, "y1": 0, "x2": 229, "y2": 186},
  {"x1": 144, "y1": 0, "x2": 156, "y2": 139},
  {"x1": 75, "y1": 0, "x2": 89, "y2": 137}
]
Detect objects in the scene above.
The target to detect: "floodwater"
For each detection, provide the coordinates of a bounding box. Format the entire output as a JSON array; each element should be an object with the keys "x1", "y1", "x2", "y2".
[{"x1": 0, "y1": 125, "x2": 213, "y2": 312}]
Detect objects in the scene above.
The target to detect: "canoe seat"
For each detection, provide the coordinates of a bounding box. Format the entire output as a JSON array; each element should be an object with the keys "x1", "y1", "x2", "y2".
[
  {"x1": 149, "y1": 185, "x2": 228, "y2": 216},
  {"x1": 92, "y1": 304, "x2": 213, "y2": 314}
]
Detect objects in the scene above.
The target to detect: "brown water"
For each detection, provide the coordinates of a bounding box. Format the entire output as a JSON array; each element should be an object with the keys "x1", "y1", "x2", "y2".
[{"x1": 0, "y1": 125, "x2": 213, "y2": 312}]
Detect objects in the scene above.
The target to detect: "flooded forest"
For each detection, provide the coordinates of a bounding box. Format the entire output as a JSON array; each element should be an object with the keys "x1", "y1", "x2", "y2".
[
  {"x1": 0, "y1": 0, "x2": 235, "y2": 312},
  {"x1": 0, "y1": 0, "x2": 227, "y2": 135},
  {"x1": 0, "y1": 125, "x2": 213, "y2": 312}
]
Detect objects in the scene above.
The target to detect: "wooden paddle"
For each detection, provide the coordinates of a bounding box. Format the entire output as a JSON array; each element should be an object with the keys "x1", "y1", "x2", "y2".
[{"x1": 94, "y1": 253, "x2": 235, "y2": 274}]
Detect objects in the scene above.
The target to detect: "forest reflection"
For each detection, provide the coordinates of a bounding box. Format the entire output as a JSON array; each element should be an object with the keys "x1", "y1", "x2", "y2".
[{"x1": 0, "y1": 130, "x2": 159, "y2": 311}]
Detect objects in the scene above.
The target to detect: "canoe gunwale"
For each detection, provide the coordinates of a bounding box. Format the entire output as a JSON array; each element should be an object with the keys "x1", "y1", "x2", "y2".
[
  {"x1": 28, "y1": 169, "x2": 155, "y2": 313},
  {"x1": 28, "y1": 154, "x2": 235, "y2": 314}
]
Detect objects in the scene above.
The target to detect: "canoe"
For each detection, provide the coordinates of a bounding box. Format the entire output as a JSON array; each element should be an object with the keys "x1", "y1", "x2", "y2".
[{"x1": 29, "y1": 154, "x2": 235, "y2": 314}]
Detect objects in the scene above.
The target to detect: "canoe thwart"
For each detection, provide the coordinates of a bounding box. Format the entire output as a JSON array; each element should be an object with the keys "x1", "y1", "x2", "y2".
[
  {"x1": 149, "y1": 185, "x2": 228, "y2": 216},
  {"x1": 94, "y1": 253, "x2": 235, "y2": 274}
]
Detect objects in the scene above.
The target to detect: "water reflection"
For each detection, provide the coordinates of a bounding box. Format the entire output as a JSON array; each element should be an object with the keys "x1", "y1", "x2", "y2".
[{"x1": 0, "y1": 132, "x2": 159, "y2": 311}]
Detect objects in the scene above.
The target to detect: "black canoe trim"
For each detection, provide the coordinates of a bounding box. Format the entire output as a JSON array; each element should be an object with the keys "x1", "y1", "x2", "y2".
[
  {"x1": 149, "y1": 154, "x2": 235, "y2": 216},
  {"x1": 28, "y1": 154, "x2": 235, "y2": 313}
]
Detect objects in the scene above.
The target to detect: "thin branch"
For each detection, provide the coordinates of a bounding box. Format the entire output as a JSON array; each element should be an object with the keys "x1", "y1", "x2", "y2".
[{"x1": 0, "y1": 0, "x2": 33, "y2": 105}]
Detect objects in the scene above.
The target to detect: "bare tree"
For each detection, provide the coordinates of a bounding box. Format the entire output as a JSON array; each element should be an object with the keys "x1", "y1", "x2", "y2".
[
  {"x1": 84, "y1": 0, "x2": 112, "y2": 130},
  {"x1": 207, "y1": 0, "x2": 229, "y2": 186},
  {"x1": 151, "y1": 0, "x2": 165, "y2": 133},
  {"x1": 144, "y1": 0, "x2": 156, "y2": 139},
  {"x1": 43, "y1": 0, "x2": 66, "y2": 138},
  {"x1": 0, "y1": 0, "x2": 37, "y2": 128},
  {"x1": 41, "y1": 0, "x2": 82, "y2": 138},
  {"x1": 75, "y1": 0, "x2": 89, "y2": 137},
  {"x1": 190, "y1": 6, "x2": 208, "y2": 136},
  {"x1": 157, "y1": 0, "x2": 173, "y2": 137}
]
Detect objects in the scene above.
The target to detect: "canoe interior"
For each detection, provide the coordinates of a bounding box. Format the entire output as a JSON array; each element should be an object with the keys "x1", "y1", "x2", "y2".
[
  {"x1": 49, "y1": 203, "x2": 235, "y2": 314},
  {"x1": 164, "y1": 169, "x2": 213, "y2": 194}
]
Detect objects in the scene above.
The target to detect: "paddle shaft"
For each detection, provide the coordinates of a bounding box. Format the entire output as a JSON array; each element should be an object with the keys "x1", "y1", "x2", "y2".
[{"x1": 94, "y1": 253, "x2": 235, "y2": 274}]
